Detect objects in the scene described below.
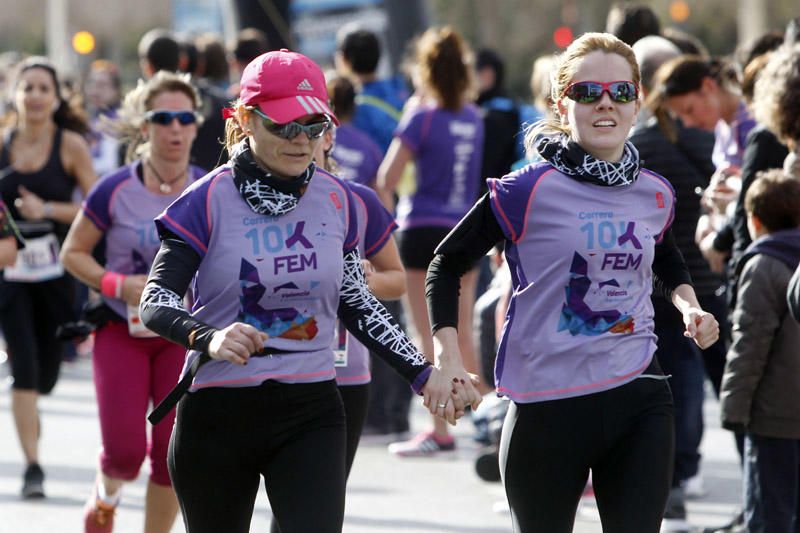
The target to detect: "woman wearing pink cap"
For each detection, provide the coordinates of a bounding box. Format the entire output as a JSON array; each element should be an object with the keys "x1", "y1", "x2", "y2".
[{"x1": 139, "y1": 49, "x2": 481, "y2": 533}]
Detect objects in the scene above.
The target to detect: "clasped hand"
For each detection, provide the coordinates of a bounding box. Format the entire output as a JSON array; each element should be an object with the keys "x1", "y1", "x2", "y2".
[{"x1": 421, "y1": 336, "x2": 482, "y2": 426}]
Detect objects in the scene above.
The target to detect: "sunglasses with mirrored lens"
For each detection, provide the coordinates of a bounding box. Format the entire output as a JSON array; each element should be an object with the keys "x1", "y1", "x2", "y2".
[
  {"x1": 145, "y1": 110, "x2": 199, "y2": 125},
  {"x1": 563, "y1": 81, "x2": 639, "y2": 104},
  {"x1": 251, "y1": 108, "x2": 331, "y2": 140}
]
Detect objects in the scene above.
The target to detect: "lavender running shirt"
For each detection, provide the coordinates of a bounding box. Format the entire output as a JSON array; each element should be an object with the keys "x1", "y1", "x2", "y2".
[
  {"x1": 155, "y1": 165, "x2": 359, "y2": 390},
  {"x1": 488, "y1": 163, "x2": 676, "y2": 403},
  {"x1": 334, "y1": 181, "x2": 398, "y2": 386},
  {"x1": 394, "y1": 103, "x2": 484, "y2": 230},
  {"x1": 332, "y1": 124, "x2": 383, "y2": 186},
  {"x1": 82, "y1": 161, "x2": 205, "y2": 319}
]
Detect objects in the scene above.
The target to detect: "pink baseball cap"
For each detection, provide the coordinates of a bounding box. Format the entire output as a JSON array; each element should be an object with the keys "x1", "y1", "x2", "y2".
[{"x1": 239, "y1": 49, "x2": 339, "y2": 125}]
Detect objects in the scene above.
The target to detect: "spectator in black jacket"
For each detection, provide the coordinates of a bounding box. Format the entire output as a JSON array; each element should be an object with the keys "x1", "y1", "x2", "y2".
[
  {"x1": 138, "y1": 29, "x2": 180, "y2": 76},
  {"x1": 475, "y1": 48, "x2": 519, "y2": 193},
  {"x1": 605, "y1": 2, "x2": 660, "y2": 46},
  {"x1": 630, "y1": 35, "x2": 724, "y2": 525}
]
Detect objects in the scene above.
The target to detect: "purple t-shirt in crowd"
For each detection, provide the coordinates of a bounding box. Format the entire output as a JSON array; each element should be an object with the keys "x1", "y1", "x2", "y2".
[
  {"x1": 155, "y1": 165, "x2": 359, "y2": 390},
  {"x1": 332, "y1": 124, "x2": 383, "y2": 186},
  {"x1": 82, "y1": 161, "x2": 205, "y2": 319},
  {"x1": 488, "y1": 163, "x2": 676, "y2": 403},
  {"x1": 712, "y1": 102, "x2": 756, "y2": 171},
  {"x1": 394, "y1": 103, "x2": 484, "y2": 230},
  {"x1": 334, "y1": 181, "x2": 398, "y2": 386}
]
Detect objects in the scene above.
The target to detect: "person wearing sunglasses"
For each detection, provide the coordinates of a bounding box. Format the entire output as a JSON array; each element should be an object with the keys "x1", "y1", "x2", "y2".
[
  {"x1": 60, "y1": 71, "x2": 205, "y2": 533},
  {"x1": 425, "y1": 32, "x2": 719, "y2": 532},
  {"x1": 136, "y1": 49, "x2": 476, "y2": 533}
]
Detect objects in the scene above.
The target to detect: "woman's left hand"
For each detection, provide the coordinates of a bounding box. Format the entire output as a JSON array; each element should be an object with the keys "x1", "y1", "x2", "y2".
[
  {"x1": 15, "y1": 186, "x2": 46, "y2": 220},
  {"x1": 421, "y1": 357, "x2": 482, "y2": 426},
  {"x1": 421, "y1": 367, "x2": 463, "y2": 426},
  {"x1": 682, "y1": 307, "x2": 720, "y2": 349}
]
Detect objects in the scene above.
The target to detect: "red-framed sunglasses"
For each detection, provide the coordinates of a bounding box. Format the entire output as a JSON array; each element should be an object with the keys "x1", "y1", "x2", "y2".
[{"x1": 562, "y1": 81, "x2": 639, "y2": 104}]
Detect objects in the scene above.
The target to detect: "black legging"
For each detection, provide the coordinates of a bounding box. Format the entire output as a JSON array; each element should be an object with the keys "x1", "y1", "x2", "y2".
[
  {"x1": 169, "y1": 379, "x2": 347, "y2": 533},
  {"x1": 270, "y1": 383, "x2": 370, "y2": 533},
  {"x1": 339, "y1": 383, "x2": 370, "y2": 478},
  {"x1": 499, "y1": 376, "x2": 675, "y2": 533},
  {"x1": 0, "y1": 276, "x2": 74, "y2": 393}
]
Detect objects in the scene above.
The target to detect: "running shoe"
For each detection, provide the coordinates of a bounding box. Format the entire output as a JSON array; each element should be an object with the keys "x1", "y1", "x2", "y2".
[
  {"x1": 21, "y1": 463, "x2": 45, "y2": 499},
  {"x1": 83, "y1": 486, "x2": 117, "y2": 533},
  {"x1": 702, "y1": 511, "x2": 745, "y2": 533},
  {"x1": 475, "y1": 446, "x2": 501, "y2": 481},
  {"x1": 663, "y1": 486, "x2": 687, "y2": 520},
  {"x1": 388, "y1": 431, "x2": 455, "y2": 457},
  {"x1": 683, "y1": 474, "x2": 708, "y2": 499}
]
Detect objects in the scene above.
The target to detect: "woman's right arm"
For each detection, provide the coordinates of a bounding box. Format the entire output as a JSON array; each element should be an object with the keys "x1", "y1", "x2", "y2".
[
  {"x1": 426, "y1": 194, "x2": 505, "y2": 409},
  {"x1": 60, "y1": 213, "x2": 146, "y2": 307},
  {"x1": 139, "y1": 238, "x2": 266, "y2": 365},
  {"x1": 0, "y1": 201, "x2": 23, "y2": 267},
  {"x1": 426, "y1": 193, "x2": 505, "y2": 333},
  {"x1": 376, "y1": 138, "x2": 413, "y2": 211}
]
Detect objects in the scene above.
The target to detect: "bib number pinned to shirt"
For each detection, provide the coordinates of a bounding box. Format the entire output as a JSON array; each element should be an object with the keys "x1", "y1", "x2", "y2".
[
  {"x1": 4, "y1": 233, "x2": 63, "y2": 282},
  {"x1": 332, "y1": 319, "x2": 348, "y2": 367},
  {"x1": 127, "y1": 305, "x2": 158, "y2": 338}
]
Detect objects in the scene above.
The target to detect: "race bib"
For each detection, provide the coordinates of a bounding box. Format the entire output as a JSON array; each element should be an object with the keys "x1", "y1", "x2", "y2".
[
  {"x1": 4, "y1": 233, "x2": 63, "y2": 282},
  {"x1": 332, "y1": 319, "x2": 348, "y2": 367},
  {"x1": 127, "y1": 305, "x2": 158, "y2": 338}
]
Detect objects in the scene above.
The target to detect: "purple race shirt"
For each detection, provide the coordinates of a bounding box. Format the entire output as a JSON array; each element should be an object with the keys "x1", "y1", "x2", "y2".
[
  {"x1": 155, "y1": 165, "x2": 359, "y2": 390},
  {"x1": 82, "y1": 161, "x2": 205, "y2": 318},
  {"x1": 334, "y1": 181, "x2": 398, "y2": 386},
  {"x1": 488, "y1": 163, "x2": 676, "y2": 403},
  {"x1": 394, "y1": 103, "x2": 484, "y2": 230},
  {"x1": 712, "y1": 102, "x2": 756, "y2": 171},
  {"x1": 332, "y1": 124, "x2": 383, "y2": 186}
]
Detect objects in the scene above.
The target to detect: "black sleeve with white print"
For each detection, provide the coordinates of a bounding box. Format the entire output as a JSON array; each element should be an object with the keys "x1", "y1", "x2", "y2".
[
  {"x1": 139, "y1": 238, "x2": 218, "y2": 354},
  {"x1": 337, "y1": 248, "x2": 432, "y2": 389}
]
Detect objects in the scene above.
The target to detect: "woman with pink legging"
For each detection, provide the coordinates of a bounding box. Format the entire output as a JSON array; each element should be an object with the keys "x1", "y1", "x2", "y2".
[{"x1": 61, "y1": 71, "x2": 206, "y2": 533}]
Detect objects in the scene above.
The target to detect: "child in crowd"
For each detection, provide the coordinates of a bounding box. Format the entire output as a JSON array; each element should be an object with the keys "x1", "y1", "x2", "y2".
[{"x1": 720, "y1": 169, "x2": 800, "y2": 533}]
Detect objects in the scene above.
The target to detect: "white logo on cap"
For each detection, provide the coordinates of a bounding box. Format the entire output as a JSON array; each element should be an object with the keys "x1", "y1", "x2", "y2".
[{"x1": 297, "y1": 79, "x2": 314, "y2": 91}]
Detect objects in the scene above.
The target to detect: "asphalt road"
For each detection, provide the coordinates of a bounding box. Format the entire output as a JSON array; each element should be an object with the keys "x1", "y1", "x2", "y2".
[{"x1": 0, "y1": 356, "x2": 741, "y2": 532}]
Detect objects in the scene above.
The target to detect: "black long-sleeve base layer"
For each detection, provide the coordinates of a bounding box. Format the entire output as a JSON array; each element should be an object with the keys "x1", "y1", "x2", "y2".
[
  {"x1": 426, "y1": 193, "x2": 693, "y2": 333},
  {"x1": 139, "y1": 236, "x2": 431, "y2": 387}
]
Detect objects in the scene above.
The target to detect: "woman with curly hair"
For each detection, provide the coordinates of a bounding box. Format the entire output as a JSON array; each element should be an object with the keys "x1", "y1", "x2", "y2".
[{"x1": 752, "y1": 43, "x2": 800, "y2": 176}]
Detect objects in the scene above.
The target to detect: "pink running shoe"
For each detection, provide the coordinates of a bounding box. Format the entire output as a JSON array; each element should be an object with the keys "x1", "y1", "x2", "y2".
[
  {"x1": 388, "y1": 431, "x2": 456, "y2": 457},
  {"x1": 83, "y1": 486, "x2": 116, "y2": 533}
]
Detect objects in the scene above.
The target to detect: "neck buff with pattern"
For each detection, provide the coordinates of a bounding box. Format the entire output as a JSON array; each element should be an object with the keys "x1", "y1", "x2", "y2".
[
  {"x1": 534, "y1": 133, "x2": 641, "y2": 187},
  {"x1": 230, "y1": 141, "x2": 315, "y2": 216}
]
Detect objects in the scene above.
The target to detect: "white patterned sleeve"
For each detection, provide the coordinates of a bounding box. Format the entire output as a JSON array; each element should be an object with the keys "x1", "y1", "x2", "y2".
[
  {"x1": 338, "y1": 248, "x2": 432, "y2": 393},
  {"x1": 139, "y1": 238, "x2": 218, "y2": 353}
]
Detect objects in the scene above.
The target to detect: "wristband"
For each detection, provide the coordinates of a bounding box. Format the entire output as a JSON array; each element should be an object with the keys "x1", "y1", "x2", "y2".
[
  {"x1": 43, "y1": 202, "x2": 54, "y2": 219},
  {"x1": 100, "y1": 271, "x2": 125, "y2": 299}
]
